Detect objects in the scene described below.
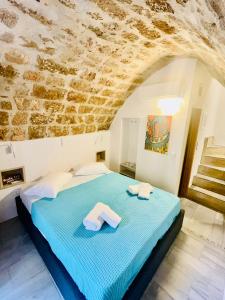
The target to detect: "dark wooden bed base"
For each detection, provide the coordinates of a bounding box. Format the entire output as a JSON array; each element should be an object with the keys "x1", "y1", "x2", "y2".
[{"x1": 16, "y1": 196, "x2": 184, "y2": 300}]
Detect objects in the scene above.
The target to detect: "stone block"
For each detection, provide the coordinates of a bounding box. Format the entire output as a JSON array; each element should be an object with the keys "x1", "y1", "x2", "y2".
[
  {"x1": 5, "y1": 49, "x2": 28, "y2": 64},
  {"x1": 0, "y1": 63, "x2": 17, "y2": 78},
  {"x1": 47, "y1": 126, "x2": 69, "y2": 137},
  {"x1": 56, "y1": 114, "x2": 76, "y2": 124},
  {"x1": 65, "y1": 105, "x2": 77, "y2": 113},
  {"x1": 0, "y1": 9, "x2": 18, "y2": 28},
  {"x1": 33, "y1": 85, "x2": 66, "y2": 100},
  {"x1": 0, "y1": 128, "x2": 9, "y2": 140},
  {"x1": 89, "y1": 96, "x2": 107, "y2": 105},
  {"x1": 0, "y1": 111, "x2": 9, "y2": 125},
  {"x1": 30, "y1": 113, "x2": 54, "y2": 125},
  {"x1": 85, "y1": 124, "x2": 96, "y2": 133},
  {"x1": 12, "y1": 112, "x2": 28, "y2": 125},
  {"x1": 23, "y1": 71, "x2": 44, "y2": 81},
  {"x1": 11, "y1": 127, "x2": 26, "y2": 141},
  {"x1": 67, "y1": 91, "x2": 87, "y2": 103},
  {"x1": 78, "y1": 106, "x2": 93, "y2": 113},
  {"x1": 71, "y1": 125, "x2": 85, "y2": 135},
  {"x1": 44, "y1": 101, "x2": 64, "y2": 112},
  {"x1": 0, "y1": 101, "x2": 12, "y2": 110},
  {"x1": 0, "y1": 32, "x2": 14, "y2": 43},
  {"x1": 28, "y1": 126, "x2": 46, "y2": 139}
]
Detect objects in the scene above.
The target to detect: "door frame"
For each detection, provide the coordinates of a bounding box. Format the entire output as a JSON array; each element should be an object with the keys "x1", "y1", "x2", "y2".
[{"x1": 178, "y1": 108, "x2": 202, "y2": 197}]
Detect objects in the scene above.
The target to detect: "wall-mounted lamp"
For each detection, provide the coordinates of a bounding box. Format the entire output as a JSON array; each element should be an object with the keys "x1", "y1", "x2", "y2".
[
  {"x1": 0, "y1": 143, "x2": 15, "y2": 157},
  {"x1": 158, "y1": 97, "x2": 183, "y2": 115}
]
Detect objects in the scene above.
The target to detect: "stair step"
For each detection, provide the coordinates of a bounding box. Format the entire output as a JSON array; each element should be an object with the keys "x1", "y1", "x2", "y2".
[
  {"x1": 201, "y1": 164, "x2": 225, "y2": 171},
  {"x1": 196, "y1": 174, "x2": 225, "y2": 187},
  {"x1": 205, "y1": 146, "x2": 225, "y2": 156},
  {"x1": 193, "y1": 175, "x2": 225, "y2": 196},
  {"x1": 190, "y1": 186, "x2": 225, "y2": 201},
  {"x1": 198, "y1": 165, "x2": 225, "y2": 181},
  {"x1": 188, "y1": 186, "x2": 225, "y2": 214},
  {"x1": 201, "y1": 155, "x2": 225, "y2": 168},
  {"x1": 195, "y1": 174, "x2": 225, "y2": 184},
  {"x1": 208, "y1": 154, "x2": 225, "y2": 158}
]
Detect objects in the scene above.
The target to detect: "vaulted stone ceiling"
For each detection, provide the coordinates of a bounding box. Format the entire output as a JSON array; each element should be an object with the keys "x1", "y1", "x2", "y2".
[{"x1": 0, "y1": 0, "x2": 225, "y2": 140}]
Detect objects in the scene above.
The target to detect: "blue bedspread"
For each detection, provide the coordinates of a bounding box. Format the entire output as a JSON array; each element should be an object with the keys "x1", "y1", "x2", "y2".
[{"x1": 31, "y1": 173, "x2": 180, "y2": 300}]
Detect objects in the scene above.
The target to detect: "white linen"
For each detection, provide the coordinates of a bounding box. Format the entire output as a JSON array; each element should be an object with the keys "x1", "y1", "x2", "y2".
[
  {"x1": 20, "y1": 174, "x2": 104, "y2": 214},
  {"x1": 83, "y1": 202, "x2": 122, "y2": 231},
  {"x1": 128, "y1": 184, "x2": 139, "y2": 195},
  {"x1": 83, "y1": 202, "x2": 105, "y2": 231},
  {"x1": 24, "y1": 172, "x2": 73, "y2": 199},
  {"x1": 100, "y1": 204, "x2": 121, "y2": 229},
  {"x1": 74, "y1": 162, "x2": 110, "y2": 176},
  {"x1": 128, "y1": 182, "x2": 154, "y2": 199},
  {"x1": 138, "y1": 183, "x2": 154, "y2": 199}
]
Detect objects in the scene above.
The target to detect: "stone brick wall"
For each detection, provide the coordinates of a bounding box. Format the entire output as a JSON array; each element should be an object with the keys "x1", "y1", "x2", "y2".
[{"x1": 0, "y1": 0, "x2": 225, "y2": 140}]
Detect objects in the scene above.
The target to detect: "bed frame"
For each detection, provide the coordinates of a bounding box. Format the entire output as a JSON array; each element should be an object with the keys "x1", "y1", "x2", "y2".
[{"x1": 16, "y1": 196, "x2": 184, "y2": 300}]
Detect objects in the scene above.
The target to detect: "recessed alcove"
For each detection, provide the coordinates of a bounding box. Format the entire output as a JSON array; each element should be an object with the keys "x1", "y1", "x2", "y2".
[
  {"x1": 0, "y1": 167, "x2": 25, "y2": 189},
  {"x1": 96, "y1": 150, "x2": 106, "y2": 162},
  {"x1": 120, "y1": 118, "x2": 140, "y2": 178}
]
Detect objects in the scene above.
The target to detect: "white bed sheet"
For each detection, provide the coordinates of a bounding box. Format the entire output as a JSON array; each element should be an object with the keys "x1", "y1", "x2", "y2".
[{"x1": 20, "y1": 174, "x2": 104, "y2": 214}]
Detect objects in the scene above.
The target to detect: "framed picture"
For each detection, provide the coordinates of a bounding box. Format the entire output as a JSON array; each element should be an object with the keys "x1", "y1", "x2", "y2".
[{"x1": 145, "y1": 115, "x2": 172, "y2": 154}]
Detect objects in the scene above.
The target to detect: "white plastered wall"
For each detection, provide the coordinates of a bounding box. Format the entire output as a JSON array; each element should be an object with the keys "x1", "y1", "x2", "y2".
[
  {"x1": 110, "y1": 57, "x2": 197, "y2": 194},
  {"x1": 0, "y1": 131, "x2": 110, "y2": 222}
]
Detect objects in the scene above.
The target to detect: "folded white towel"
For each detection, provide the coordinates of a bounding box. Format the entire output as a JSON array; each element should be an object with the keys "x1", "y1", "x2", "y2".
[
  {"x1": 100, "y1": 204, "x2": 122, "y2": 228},
  {"x1": 83, "y1": 202, "x2": 122, "y2": 231},
  {"x1": 128, "y1": 184, "x2": 139, "y2": 195},
  {"x1": 138, "y1": 183, "x2": 154, "y2": 199},
  {"x1": 83, "y1": 203, "x2": 104, "y2": 231}
]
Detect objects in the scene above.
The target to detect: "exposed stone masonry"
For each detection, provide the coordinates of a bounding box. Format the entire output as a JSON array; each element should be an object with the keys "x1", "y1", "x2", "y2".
[{"x1": 0, "y1": 0, "x2": 225, "y2": 140}]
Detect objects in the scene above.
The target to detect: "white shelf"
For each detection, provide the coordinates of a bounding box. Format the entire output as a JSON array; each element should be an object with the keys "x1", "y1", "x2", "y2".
[
  {"x1": 120, "y1": 162, "x2": 136, "y2": 179},
  {"x1": 120, "y1": 162, "x2": 136, "y2": 172}
]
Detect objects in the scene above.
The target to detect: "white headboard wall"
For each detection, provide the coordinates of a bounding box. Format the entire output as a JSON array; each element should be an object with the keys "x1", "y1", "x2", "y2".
[{"x1": 0, "y1": 131, "x2": 111, "y2": 222}]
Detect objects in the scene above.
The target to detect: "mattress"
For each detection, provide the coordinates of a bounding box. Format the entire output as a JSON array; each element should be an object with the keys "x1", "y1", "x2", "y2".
[
  {"x1": 31, "y1": 172, "x2": 180, "y2": 300},
  {"x1": 20, "y1": 173, "x2": 103, "y2": 213}
]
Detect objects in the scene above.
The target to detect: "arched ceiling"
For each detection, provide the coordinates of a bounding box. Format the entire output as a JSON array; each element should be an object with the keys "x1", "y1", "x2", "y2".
[{"x1": 0, "y1": 0, "x2": 225, "y2": 140}]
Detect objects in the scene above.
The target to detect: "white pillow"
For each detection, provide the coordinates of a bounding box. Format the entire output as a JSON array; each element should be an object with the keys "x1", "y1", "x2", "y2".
[
  {"x1": 24, "y1": 172, "x2": 72, "y2": 199},
  {"x1": 74, "y1": 162, "x2": 110, "y2": 176}
]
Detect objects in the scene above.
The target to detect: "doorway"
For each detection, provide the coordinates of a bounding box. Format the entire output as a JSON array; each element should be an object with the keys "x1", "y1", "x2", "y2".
[{"x1": 179, "y1": 108, "x2": 225, "y2": 213}]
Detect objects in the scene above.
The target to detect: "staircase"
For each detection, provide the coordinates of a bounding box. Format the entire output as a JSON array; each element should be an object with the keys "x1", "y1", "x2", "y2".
[{"x1": 188, "y1": 137, "x2": 225, "y2": 213}]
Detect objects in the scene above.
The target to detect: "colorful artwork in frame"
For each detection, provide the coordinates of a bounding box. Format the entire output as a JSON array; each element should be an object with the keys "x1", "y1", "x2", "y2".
[{"x1": 145, "y1": 115, "x2": 172, "y2": 154}]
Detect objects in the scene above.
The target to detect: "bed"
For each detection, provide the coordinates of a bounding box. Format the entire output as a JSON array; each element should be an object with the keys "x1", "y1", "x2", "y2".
[{"x1": 16, "y1": 172, "x2": 184, "y2": 300}]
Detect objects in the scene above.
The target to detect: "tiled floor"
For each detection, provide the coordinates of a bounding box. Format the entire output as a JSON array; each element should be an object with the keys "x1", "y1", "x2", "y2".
[
  {"x1": 0, "y1": 199, "x2": 225, "y2": 300},
  {"x1": 181, "y1": 198, "x2": 225, "y2": 249},
  {"x1": 0, "y1": 218, "x2": 62, "y2": 300}
]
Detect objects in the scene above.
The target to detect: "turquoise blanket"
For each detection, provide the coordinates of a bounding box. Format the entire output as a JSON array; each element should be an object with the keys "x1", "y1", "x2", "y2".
[{"x1": 31, "y1": 173, "x2": 180, "y2": 300}]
